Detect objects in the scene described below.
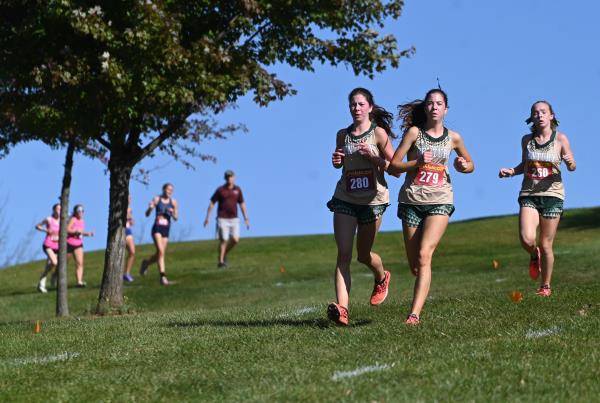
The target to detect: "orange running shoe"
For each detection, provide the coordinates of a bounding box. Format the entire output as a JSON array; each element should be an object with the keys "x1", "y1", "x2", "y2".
[
  {"x1": 327, "y1": 302, "x2": 349, "y2": 326},
  {"x1": 405, "y1": 313, "x2": 420, "y2": 325},
  {"x1": 528, "y1": 247, "x2": 541, "y2": 280},
  {"x1": 536, "y1": 284, "x2": 552, "y2": 297},
  {"x1": 370, "y1": 270, "x2": 391, "y2": 306}
]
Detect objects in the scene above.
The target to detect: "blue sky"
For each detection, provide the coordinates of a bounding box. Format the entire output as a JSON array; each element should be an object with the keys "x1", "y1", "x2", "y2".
[{"x1": 1, "y1": 0, "x2": 598, "y2": 265}]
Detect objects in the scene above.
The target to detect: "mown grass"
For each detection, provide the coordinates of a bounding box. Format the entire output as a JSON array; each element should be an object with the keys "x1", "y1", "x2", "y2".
[{"x1": 1, "y1": 208, "x2": 599, "y2": 402}]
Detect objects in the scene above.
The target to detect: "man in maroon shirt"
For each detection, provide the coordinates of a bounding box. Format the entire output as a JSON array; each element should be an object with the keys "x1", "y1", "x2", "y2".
[{"x1": 203, "y1": 170, "x2": 250, "y2": 268}]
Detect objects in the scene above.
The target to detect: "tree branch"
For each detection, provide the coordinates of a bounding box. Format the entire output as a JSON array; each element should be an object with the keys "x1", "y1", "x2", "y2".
[
  {"x1": 96, "y1": 136, "x2": 111, "y2": 151},
  {"x1": 241, "y1": 21, "x2": 272, "y2": 48},
  {"x1": 133, "y1": 113, "x2": 190, "y2": 166}
]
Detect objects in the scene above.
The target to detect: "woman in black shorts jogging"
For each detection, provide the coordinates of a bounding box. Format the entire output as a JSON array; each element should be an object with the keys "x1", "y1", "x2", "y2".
[{"x1": 140, "y1": 183, "x2": 178, "y2": 286}]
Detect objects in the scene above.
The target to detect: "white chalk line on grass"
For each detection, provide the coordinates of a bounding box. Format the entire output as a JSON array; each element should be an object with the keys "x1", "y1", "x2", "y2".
[
  {"x1": 526, "y1": 326, "x2": 560, "y2": 339},
  {"x1": 332, "y1": 363, "x2": 393, "y2": 381},
  {"x1": 495, "y1": 278, "x2": 507, "y2": 283},
  {"x1": 4, "y1": 352, "x2": 80, "y2": 367},
  {"x1": 277, "y1": 306, "x2": 318, "y2": 319}
]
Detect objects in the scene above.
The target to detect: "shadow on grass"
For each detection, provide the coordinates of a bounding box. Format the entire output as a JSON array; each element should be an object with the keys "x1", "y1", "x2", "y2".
[
  {"x1": 559, "y1": 207, "x2": 600, "y2": 231},
  {"x1": 168, "y1": 318, "x2": 372, "y2": 329},
  {"x1": 0, "y1": 284, "x2": 100, "y2": 297}
]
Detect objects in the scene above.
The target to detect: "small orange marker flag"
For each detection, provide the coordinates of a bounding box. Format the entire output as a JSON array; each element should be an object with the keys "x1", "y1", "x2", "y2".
[
  {"x1": 510, "y1": 291, "x2": 523, "y2": 303},
  {"x1": 492, "y1": 260, "x2": 499, "y2": 269},
  {"x1": 279, "y1": 265, "x2": 286, "y2": 273},
  {"x1": 34, "y1": 320, "x2": 41, "y2": 334}
]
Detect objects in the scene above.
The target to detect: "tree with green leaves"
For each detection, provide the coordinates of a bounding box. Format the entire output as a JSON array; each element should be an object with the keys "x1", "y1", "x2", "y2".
[{"x1": 0, "y1": 0, "x2": 413, "y2": 313}]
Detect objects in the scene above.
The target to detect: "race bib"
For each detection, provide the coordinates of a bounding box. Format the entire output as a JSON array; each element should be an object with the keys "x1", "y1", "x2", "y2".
[
  {"x1": 414, "y1": 163, "x2": 445, "y2": 187},
  {"x1": 527, "y1": 160, "x2": 553, "y2": 180},
  {"x1": 345, "y1": 169, "x2": 375, "y2": 193},
  {"x1": 51, "y1": 235, "x2": 59, "y2": 241},
  {"x1": 156, "y1": 216, "x2": 169, "y2": 226}
]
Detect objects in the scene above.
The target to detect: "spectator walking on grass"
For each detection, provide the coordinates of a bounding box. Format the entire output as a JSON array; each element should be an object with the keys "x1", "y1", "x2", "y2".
[
  {"x1": 388, "y1": 88, "x2": 474, "y2": 325},
  {"x1": 499, "y1": 100, "x2": 576, "y2": 297},
  {"x1": 326, "y1": 87, "x2": 398, "y2": 326},
  {"x1": 203, "y1": 170, "x2": 250, "y2": 268}
]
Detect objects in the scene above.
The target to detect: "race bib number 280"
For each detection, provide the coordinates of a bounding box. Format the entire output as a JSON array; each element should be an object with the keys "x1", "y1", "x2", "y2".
[
  {"x1": 345, "y1": 169, "x2": 375, "y2": 193},
  {"x1": 527, "y1": 160, "x2": 553, "y2": 180},
  {"x1": 414, "y1": 163, "x2": 445, "y2": 187}
]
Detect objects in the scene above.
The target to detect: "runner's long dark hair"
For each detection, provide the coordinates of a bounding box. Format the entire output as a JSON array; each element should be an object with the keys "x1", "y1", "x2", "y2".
[
  {"x1": 397, "y1": 89, "x2": 449, "y2": 132},
  {"x1": 348, "y1": 88, "x2": 396, "y2": 139}
]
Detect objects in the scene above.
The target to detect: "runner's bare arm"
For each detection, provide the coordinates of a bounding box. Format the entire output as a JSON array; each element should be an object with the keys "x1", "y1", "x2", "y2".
[
  {"x1": 356, "y1": 128, "x2": 399, "y2": 176},
  {"x1": 145, "y1": 196, "x2": 159, "y2": 217},
  {"x1": 387, "y1": 126, "x2": 420, "y2": 176},
  {"x1": 170, "y1": 199, "x2": 178, "y2": 221},
  {"x1": 240, "y1": 201, "x2": 250, "y2": 229},
  {"x1": 35, "y1": 218, "x2": 49, "y2": 233},
  {"x1": 332, "y1": 130, "x2": 345, "y2": 169},
  {"x1": 558, "y1": 132, "x2": 576, "y2": 171},
  {"x1": 203, "y1": 201, "x2": 214, "y2": 227},
  {"x1": 67, "y1": 217, "x2": 77, "y2": 236},
  {"x1": 499, "y1": 135, "x2": 527, "y2": 178},
  {"x1": 451, "y1": 131, "x2": 474, "y2": 173}
]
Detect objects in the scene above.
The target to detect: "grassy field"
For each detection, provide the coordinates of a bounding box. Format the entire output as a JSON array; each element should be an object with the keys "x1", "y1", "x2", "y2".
[{"x1": 1, "y1": 208, "x2": 599, "y2": 402}]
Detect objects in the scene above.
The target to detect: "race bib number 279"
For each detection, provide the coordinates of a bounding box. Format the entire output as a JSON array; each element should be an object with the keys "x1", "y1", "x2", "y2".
[
  {"x1": 414, "y1": 163, "x2": 445, "y2": 187},
  {"x1": 345, "y1": 169, "x2": 375, "y2": 193}
]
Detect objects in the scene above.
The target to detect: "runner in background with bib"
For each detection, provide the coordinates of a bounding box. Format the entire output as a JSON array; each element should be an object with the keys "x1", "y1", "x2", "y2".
[
  {"x1": 35, "y1": 203, "x2": 61, "y2": 293},
  {"x1": 499, "y1": 100, "x2": 576, "y2": 297},
  {"x1": 123, "y1": 195, "x2": 136, "y2": 283},
  {"x1": 66, "y1": 204, "x2": 94, "y2": 287},
  {"x1": 140, "y1": 183, "x2": 178, "y2": 286},
  {"x1": 388, "y1": 89, "x2": 474, "y2": 325},
  {"x1": 326, "y1": 87, "x2": 398, "y2": 326}
]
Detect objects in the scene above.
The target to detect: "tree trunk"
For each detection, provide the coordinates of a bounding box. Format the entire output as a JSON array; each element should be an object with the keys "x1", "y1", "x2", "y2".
[
  {"x1": 56, "y1": 141, "x2": 75, "y2": 317},
  {"x1": 96, "y1": 158, "x2": 132, "y2": 314}
]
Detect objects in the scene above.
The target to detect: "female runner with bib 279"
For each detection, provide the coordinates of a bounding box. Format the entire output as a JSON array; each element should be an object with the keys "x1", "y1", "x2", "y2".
[
  {"x1": 326, "y1": 87, "x2": 398, "y2": 326},
  {"x1": 388, "y1": 89, "x2": 474, "y2": 325},
  {"x1": 499, "y1": 100, "x2": 576, "y2": 297}
]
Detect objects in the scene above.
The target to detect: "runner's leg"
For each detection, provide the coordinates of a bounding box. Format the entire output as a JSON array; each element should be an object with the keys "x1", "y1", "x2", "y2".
[
  {"x1": 409, "y1": 214, "x2": 449, "y2": 317},
  {"x1": 356, "y1": 217, "x2": 385, "y2": 282},
  {"x1": 519, "y1": 206, "x2": 540, "y2": 256},
  {"x1": 539, "y1": 216, "x2": 560, "y2": 287},
  {"x1": 333, "y1": 213, "x2": 358, "y2": 308},
  {"x1": 402, "y1": 222, "x2": 422, "y2": 276}
]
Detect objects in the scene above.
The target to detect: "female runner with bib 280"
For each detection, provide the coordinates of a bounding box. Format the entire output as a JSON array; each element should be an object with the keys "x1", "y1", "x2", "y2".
[
  {"x1": 388, "y1": 89, "x2": 474, "y2": 325},
  {"x1": 499, "y1": 100, "x2": 576, "y2": 297},
  {"x1": 326, "y1": 87, "x2": 398, "y2": 326},
  {"x1": 140, "y1": 183, "x2": 178, "y2": 286}
]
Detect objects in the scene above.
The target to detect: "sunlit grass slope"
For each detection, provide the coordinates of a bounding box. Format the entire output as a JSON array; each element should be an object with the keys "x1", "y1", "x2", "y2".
[{"x1": 1, "y1": 208, "x2": 599, "y2": 402}]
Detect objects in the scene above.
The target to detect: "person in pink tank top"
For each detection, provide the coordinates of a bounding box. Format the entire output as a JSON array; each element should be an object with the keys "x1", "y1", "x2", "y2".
[
  {"x1": 67, "y1": 204, "x2": 94, "y2": 287},
  {"x1": 35, "y1": 203, "x2": 61, "y2": 293}
]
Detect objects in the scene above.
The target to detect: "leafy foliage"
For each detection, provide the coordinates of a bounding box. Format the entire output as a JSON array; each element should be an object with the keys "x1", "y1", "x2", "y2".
[
  {"x1": 0, "y1": 0, "x2": 412, "y2": 310},
  {"x1": 0, "y1": 0, "x2": 412, "y2": 163}
]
